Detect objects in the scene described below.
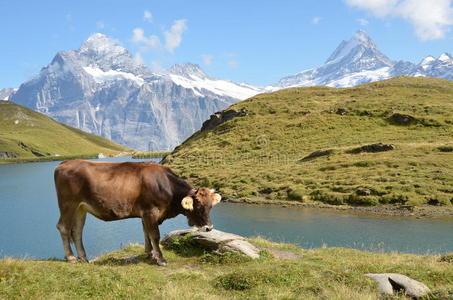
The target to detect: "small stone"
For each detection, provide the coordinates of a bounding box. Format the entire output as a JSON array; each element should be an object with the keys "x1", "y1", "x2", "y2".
[
  {"x1": 356, "y1": 188, "x2": 371, "y2": 196},
  {"x1": 438, "y1": 146, "x2": 453, "y2": 152},
  {"x1": 336, "y1": 108, "x2": 347, "y2": 115}
]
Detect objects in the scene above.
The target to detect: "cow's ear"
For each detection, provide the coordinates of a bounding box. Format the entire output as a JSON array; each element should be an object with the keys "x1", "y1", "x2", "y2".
[
  {"x1": 181, "y1": 196, "x2": 194, "y2": 211},
  {"x1": 212, "y1": 193, "x2": 222, "y2": 206}
]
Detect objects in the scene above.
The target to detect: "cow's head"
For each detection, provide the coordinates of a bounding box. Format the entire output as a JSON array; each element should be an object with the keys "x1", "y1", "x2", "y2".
[{"x1": 181, "y1": 188, "x2": 221, "y2": 232}]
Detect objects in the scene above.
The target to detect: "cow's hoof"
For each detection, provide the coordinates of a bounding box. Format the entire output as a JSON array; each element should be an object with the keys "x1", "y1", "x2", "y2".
[
  {"x1": 67, "y1": 256, "x2": 77, "y2": 263},
  {"x1": 78, "y1": 257, "x2": 89, "y2": 263},
  {"x1": 157, "y1": 260, "x2": 168, "y2": 266}
]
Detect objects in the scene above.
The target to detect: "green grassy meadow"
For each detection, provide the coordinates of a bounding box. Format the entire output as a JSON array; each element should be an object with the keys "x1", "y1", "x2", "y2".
[
  {"x1": 1, "y1": 238, "x2": 452, "y2": 299},
  {"x1": 163, "y1": 77, "x2": 453, "y2": 212}
]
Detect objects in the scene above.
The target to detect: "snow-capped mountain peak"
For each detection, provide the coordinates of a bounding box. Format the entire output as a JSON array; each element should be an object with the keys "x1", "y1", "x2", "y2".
[
  {"x1": 272, "y1": 30, "x2": 452, "y2": 90},
  {"x1": 77, "y1": 33, "x2": 149, "y2": 77},
  {"x1": 273, "y1": 30, "x2": 395, "y2": 89},
  {"x1": 325, "y1": 30, "x2": 380, "y2": 64},
  {"x1": 324, "y1": 30, "x2": 393, "y2": 68},
  {"x1": 167, "y1": 63, "x2": 207, "y2": 79},
  {"x1": 438, "y1": 53, "x2": 453, "y2": 62},
  {"x1": 166, "y1": 63, "x2": 262, "y2": 100},
  {"x1": 420, "y1": 56, "x2": 436, "y2": 65},
  {"x1": 79, "y1": 33, "x2": 126, "y2": 55}
]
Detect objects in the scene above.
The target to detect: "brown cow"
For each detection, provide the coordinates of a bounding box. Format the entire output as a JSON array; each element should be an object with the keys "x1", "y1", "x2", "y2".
[{"x1": 54, "y1": 159, "x2": 221, "y2": 266}]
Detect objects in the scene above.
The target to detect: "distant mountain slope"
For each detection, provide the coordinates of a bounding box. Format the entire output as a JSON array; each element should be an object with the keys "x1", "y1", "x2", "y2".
[
  {"x1": 10, "y1": 33, "x2": 261, "y2": 151},
  {"x1": 164, "y1": 77, "x2": 453, "y2": 208},
  {"x1": 0, "y1": 88, "x2": 17, "y2": 100},
  {"x1": 0, "y1": 101, "x2": 129, "y2": 159},
  {"x1": 270, "y1": 31, "x2": 453, "y2": 89}
]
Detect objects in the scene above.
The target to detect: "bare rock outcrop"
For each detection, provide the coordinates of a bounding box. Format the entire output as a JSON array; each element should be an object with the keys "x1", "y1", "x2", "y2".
[
  {"x1": 389, "y1": 113, "x2": 417, "y2": 125},
  {"x1": 347, "y1": 143, "x2": 395, "y2": 154},
  {"x1": 200, "y1": 108, "x2": 248, "y2": 132},
  {"x1": 161, "y1": 229, "x2": 260, "y2": 259},
  {"x1": 300, "y1": 149, "x2": 333, "y2": 161},
  {"x1": 364, "y1": 273, "x2": 431, "y2": 298}
]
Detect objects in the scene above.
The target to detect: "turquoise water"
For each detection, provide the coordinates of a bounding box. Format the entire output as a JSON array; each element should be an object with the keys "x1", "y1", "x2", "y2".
[{"x1": 0, "y1": 157, "x2": 451, "y2": 259}]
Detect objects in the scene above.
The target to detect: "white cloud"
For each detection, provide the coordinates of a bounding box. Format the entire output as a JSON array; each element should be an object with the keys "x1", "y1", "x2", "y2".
[
  {"x1": 345, "y1": 0, "x2": 453, "y2": 40},
  {"x1": 96, "y1": 21, "x2": 105, "y2": 29},
  {"x1": 357, "y1": 18, "x2": 369, "y2": 26},
  {"x1": 143, "y1": 10, "x2": 153, "y2": 23},
  {"x1": 345, "y1": 0, "x2": 398, "y2": 17},
  {"x1": 228, "y1": 60, "x2": 238, "y2": 69},
  {"x1": 131, "y1": 27, "x2": 162, "y2": 50},
  {"x1": 312, "y1": 17, "x2": 321, "y2": 24},
  {"x1": 201, "y1": 54, "x2": 213, "y2": 65},
  {"x1": 164, "y1": 19, "x2": 187, "y2": 53}
]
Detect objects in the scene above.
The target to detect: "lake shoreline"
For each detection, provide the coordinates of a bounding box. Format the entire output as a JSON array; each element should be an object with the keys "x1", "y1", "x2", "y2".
[
  {"x1": 1, "y1": 154, "x2": 450, "y2": 219},
  {"x1": 225, "y1": 198, "x2": 453, "y2": 218},
  {"x1": 0, "y1": 151, "x2": 169, "y2": 165}
]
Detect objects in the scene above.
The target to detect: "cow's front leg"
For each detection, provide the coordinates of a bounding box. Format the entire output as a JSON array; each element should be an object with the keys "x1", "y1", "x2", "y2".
[
  {"x1": 141, "y1": 219, "x2": 153, "y2": 258},
  {"x1": 142, "y1": 216, "x2": 167, "y2": 266}
]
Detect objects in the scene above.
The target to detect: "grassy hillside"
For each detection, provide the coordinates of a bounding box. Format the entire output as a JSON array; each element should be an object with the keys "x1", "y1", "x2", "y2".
[
  {"x1": 1, "y1": 239, "x2": 452, "y2": 299},
  {"x1": 0, "y1": 101, "x2": 130, "y2": 161},
  {"x1": 163, "y1": 77, "x2": 453, "y2": 211}
]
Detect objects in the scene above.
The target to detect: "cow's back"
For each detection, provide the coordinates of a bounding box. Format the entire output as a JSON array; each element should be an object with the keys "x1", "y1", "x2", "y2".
[{"x1": 54, "y1": 160, "x2": 165, "y2": 220}]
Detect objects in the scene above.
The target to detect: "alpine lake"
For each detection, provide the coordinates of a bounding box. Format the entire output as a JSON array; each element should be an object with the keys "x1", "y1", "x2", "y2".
[{"x1": 0, "y1": 157, "x2": 451, "y2": 259}]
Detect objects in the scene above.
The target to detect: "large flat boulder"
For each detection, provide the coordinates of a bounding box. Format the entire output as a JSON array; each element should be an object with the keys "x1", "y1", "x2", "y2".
[{"x1": 162, "y1": 229, "x2": 260, "y2": 259}]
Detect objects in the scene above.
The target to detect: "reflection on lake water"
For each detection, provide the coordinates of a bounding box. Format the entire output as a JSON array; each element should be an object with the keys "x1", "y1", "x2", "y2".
[{"x1": 0, "y1": 157, "x2": 452, "y2": 259}]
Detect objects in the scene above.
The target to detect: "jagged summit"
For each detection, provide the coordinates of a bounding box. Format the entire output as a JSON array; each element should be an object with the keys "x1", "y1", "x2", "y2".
[
  {"x1": 420, "y1": 56, "x2": 436, "y2": 65},
  {"x1": 79, "y1": 33, "x2": 125, "y2": 54},
  {"x1": 354, "y1": 30, "x2": 373, "y2": 43},
  {"x1": 167, "y1": 63, "x2": 207, "y2": 78},
  {"x1": 324, "y1": 30, "x2": 393, "y2": 68},
  {"x1": 325, "y1": 30, "x2": 383, "y2": 64},
  {"x1": 273, "y1": 30, "x2": 451, "y2": 89},
  {"x1": 439, "y1": 53, "x2": 453, "y2": 62},
  {"x1": 274, "y1": 31, "x2": 395, "y2": 88}
]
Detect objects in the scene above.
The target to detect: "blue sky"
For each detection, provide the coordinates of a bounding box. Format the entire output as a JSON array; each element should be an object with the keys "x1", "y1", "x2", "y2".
[{"x1": 1, "y1": 0, "x2": 452, "y2": 88}]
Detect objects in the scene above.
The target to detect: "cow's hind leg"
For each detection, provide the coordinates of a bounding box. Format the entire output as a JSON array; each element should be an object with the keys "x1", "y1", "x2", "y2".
[
  {"x1": 56, "y1": 213, "x2": 77, "y2": 263},
  {"x1": 142, "y1": 220, "x2": 153, "y2": 258},
  {"x1": 142, "y1": 216, "x2": 167, "y2": 266},
  {"x1": 72, "y1": 207, "x2": 88, "y2": 262}
]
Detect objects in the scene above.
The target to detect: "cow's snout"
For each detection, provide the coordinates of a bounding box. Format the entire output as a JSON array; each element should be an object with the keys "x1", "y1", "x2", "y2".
[{"x1": 201, "y1": 225, "x2": 213, "y2": 232}]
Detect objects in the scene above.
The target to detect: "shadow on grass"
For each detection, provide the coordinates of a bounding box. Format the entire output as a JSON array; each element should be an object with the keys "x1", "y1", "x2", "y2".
[
  {"x1": 161, "y1": 235, "x2": 207, "y2": 258},
  {"x1": 93, "y1": 254, "x2": 155, "y2": 266}
]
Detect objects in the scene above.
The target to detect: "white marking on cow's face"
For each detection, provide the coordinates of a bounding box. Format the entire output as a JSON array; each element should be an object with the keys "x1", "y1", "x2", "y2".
[
  {"x1": 212, "y1": 193, "x2": 221, "y2": 206},
  {"x1": 181, "y1": 196, "x2": 194, "y2": 211}
]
